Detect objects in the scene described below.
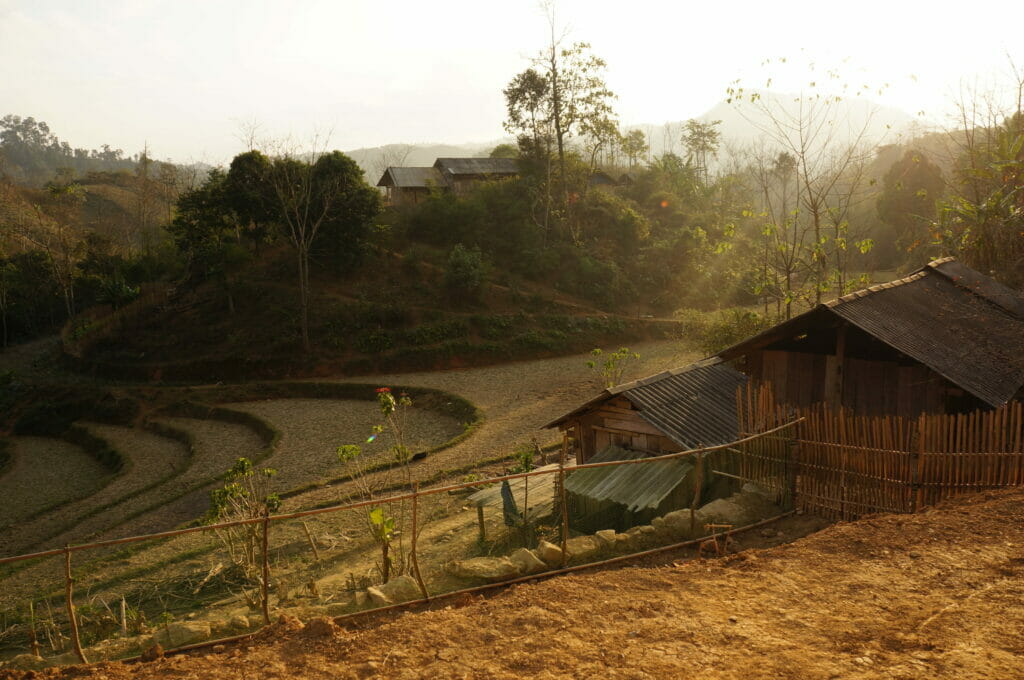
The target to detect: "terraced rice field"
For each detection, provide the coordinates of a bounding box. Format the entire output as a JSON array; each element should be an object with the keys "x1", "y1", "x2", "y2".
[
  {"x1": 225, "y1": 398, "x2": 463, "y2": 492},
  {"x1": 0, "y1": 437, "x2": 111, "y2": 531}
]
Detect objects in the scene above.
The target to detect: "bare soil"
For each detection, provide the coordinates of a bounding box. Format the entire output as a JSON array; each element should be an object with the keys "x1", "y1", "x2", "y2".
[
  {"x1": 0, "y1": 436, "x2": 110, "y2": 529},
  {"x1": 7, "y1": 488, "x2": 1023, "y2": 679}
]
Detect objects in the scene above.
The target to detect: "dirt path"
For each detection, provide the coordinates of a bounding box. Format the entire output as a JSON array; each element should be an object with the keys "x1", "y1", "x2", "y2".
[{"x1": 10, "y1": 487, "x2": 1023, "y2": 679}]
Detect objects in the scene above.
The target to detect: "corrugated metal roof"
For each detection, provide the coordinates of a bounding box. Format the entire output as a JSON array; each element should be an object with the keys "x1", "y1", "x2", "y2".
[
  {"x1": 564, "y1": 445, "x2": 693, "y2": 512},
  {"x1": 434, "y1": 157, "x2": 519, "y2": 176},
  {"x1": 376, "y1": 166, "x2": 443, "y2": 188},
  {"x1": 546, "y1": 358, "x2": 748, "y2": 449},
  {"x1": 718, "y1": 258, "x2": 1024, "y2": 408},
  {"x1": 467, "y1": 462, "x2": 574, "y2": 521}
]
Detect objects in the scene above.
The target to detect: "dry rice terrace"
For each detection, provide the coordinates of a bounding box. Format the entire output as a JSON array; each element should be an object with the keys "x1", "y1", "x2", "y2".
[{"x1": 6, "y1": 487, "x2": 1022, "y2": 680}]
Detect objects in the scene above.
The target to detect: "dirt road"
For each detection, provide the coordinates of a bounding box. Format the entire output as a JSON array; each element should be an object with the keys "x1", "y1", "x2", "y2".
[{"x1": 8, "y1": 487, "x2": 1023, "y2": 679}]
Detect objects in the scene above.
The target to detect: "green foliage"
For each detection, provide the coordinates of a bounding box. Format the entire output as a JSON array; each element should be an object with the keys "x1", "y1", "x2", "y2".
[
  {"x1": 444, "y1": 244, "x2": 488, "y2": 302},
  {"x1": 586, "y1": 346, "x2": 640, "y2": 388},
  {"x1": 676, "y1": 307, "x2": 774, "y2": 356},
  {"x1": 206, "y1": 457, "x2": 281, "y2": 523}
]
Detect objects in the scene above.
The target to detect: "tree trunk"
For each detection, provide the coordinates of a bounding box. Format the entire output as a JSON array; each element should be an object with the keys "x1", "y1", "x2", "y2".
[{"x1": 297, "y1": 247, "x2": 311, "y2": 353}]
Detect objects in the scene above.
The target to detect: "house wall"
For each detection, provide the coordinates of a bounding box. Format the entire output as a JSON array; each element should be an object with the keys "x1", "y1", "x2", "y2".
[
  {"x1": 749, "y1": 349, "x2": 948, "y2": 416},
  {"x1": 563, "y1": 396, "x2": 680, "y2": 464}
]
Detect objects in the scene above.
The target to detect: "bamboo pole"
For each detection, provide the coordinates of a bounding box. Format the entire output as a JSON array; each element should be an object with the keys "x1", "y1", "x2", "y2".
[
  {"x1": 63, "y1": 547, "x2": 88, "y2": 664},
  {"x1": 559, "y1": 439, "x2": 569, "y2": 569},
  {"x1": 690, "y1": 451, "x2": 705, "y2": 534},
  {"x1": 260, "y1": 512, "x2": 271, "y2": 626},
  {"x1": 301, "y1": 521, "x2": 321, "y2": 562},
  {"x1": 409, "y1": 483, "x2": 429, "y2": 600}
]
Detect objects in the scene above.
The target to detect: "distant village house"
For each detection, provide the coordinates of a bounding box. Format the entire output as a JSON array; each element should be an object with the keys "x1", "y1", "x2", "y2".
[{"x1": 376, "y1": 157, "x2": 519, "y2": 205}]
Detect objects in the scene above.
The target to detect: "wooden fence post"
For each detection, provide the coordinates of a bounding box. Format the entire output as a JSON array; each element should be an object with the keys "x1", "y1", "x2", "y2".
[
  {"x1": 690, "y1": 450, "x2": 705, "y2": 534},
  {"x1": 410, "y1": 483, "x2": 429, "y2": 600},
  {"x1": 260, "y1": 511, "x2": 271, "y2": 626},
  {"x1": 559, "y1": 438, "x2": 569, "y2": 568},
  {"x1": 63, "y1": 547, "x2": 88, "y2": 664}
]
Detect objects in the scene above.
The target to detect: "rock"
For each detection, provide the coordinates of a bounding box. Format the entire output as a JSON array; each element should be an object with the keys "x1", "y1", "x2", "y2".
[
  {"x1": 230, "y1": 615, "x2": 250, "y2": 631},
  {"x1": 44, "y1": 651, "x2": 82, "y2": 667},
  {"x1": 151, "y1": 621, "x2": 212, "y2": 649},
  {"x1": 6, "y1": 654, "x2": 46, "y2": 671},
  {"x1": 509, "y1": 548, "x2": 547, "y2": 575},
  {"x1": 535, "y1": 540, "x2": 564, "y2": 566},
  {"x1": 212, "y1": 645, "x2": 226, "y2": 653},
  {"x1": 353, "y1": 590, "x2": 369, "y2": 608},
  {"x1": 304, "y1": 617, "x2": 341, "y2": 638},
  {"x1": 365, "y1": 586, "x2": 393, "y2": 607},
  {"x1": 248, "y1": 615, "x2": 265, "y2": 629},
  {"x1": 663, "y1": 510, "x2": 696, "y2": 537},
  {"x1": 625, "y1": 524, "x2": 658, "y2": 547},
  {"x1": 88, "y1": 635, "x2": 147, "y2": 661},
  {"x1": 140, "y1": 643, "x2": 164, "y2": 663},
  {"x1": 594, "y1": 529, "x2": 617, "y2": 548},
  {"x1": 565, "y1": 535, "x2": 603, "y2": 561},
  {"x1": 368, "y1": 575, "x2": 422, "y2": 606},
  {"x1": 446, "y1": 557, "x2": 521, "y2": 582}
]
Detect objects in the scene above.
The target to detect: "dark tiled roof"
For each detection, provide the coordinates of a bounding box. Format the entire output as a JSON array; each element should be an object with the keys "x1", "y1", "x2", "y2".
[
  {"x1": 547, "y1": 358, "x2": 749, "y2": 448},
  {"x1": 564, "y1": 445, "x2": 693, "y2": 512},
  {"x1": 434, "y1": 157, "x2": 519, "y2": 176},
  {"x1": 376, "y1": 167, "x2": 443, "y2": 188},
  {"x1": 718, "y1": 258, "x2": 1024, "y2": 408}
]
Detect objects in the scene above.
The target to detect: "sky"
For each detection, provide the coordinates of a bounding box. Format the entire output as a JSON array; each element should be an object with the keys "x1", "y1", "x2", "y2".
[{"x1": 3, "y1": 0, "x2": 1023, "y2": 165}]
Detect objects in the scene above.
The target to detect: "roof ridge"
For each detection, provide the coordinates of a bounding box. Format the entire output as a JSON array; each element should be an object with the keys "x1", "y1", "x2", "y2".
[{"x1": 825, "y1": 270, "x2": 929, "y2": 307}]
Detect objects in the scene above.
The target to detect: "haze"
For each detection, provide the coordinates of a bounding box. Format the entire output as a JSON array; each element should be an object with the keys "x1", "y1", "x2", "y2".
[{"x1": 3, "y1": 0, "x2": 1022, "y2": 163}]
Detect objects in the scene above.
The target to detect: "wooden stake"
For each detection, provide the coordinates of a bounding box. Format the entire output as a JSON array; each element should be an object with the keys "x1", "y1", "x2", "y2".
[
  {"x1": 64, "y1": 547, "x2": 88, "y2": 664},
  {"x1": 409, "y1": 483, "x2": 429, "y2": 600},
  {"x1": 301, "y1": 521, "x2": 321, "y2": 562},
  {"x1": 559, "y1": 438, "x2": 569, "y2": 568},
  {"x1": 690, "y1": 451, "x2": 704, "y2": 534},
  {"x1": 260, "y1": 512, "x2": 271, "y2": 626}
]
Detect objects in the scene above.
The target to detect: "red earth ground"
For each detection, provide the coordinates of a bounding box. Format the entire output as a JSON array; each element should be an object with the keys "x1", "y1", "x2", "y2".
[{"x1": 4, "y1": 487, "x2": 1023, "y2": 679}]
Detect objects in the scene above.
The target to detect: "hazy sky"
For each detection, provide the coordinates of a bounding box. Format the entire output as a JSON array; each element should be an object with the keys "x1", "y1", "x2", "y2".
[{"x1": 3, "y1": 0, "x2": 1023, "y2": 165}]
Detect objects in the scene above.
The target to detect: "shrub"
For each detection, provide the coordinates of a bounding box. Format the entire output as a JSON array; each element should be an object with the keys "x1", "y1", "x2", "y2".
[
  {"x1": 675, "y1": 307, "x2": 774, "y2": 356},
  {"x1": 444, "y1": 244, "x2": 488, "y2": 303},
  {"x1": 355, "y1": 329, "x2": 394, "y2": 354}
]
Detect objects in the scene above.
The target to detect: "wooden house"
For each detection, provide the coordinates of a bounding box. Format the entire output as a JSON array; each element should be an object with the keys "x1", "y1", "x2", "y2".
[
  {"x1": 718, "y1": 258, "x2": 1024, "y2": 416},
  {"x1": 546, "y1": 358, "x2": 748, "y2": 464},
  {"x1": 375, "y1": 167, "x2": 443, "y2": 206}
]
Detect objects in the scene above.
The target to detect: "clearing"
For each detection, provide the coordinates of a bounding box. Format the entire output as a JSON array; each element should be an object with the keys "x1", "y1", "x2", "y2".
[{"x1": 6, "y1": 487, "x2": 1022, "y2": 679}]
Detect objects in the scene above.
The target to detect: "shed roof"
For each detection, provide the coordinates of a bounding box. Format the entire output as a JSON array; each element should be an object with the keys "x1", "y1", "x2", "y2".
[
  {"x1": 434, "y1": 157, "x2": 519, "y2": 176},
  {"x1": 376, "y1": 166, "x2": 443, "y2": 188},
  {"x1": 719, "y1": 258, "x2": 1024, "y2": 407},
  {"x1": 546, "y1": 358, "x2": 748, "y2": 448},
  {"x1": 467, "y1": 462, "x2": 573, "y2": 521},
  {"x1": 564, "y1": 445, "x2": 693, "y2": 512}
]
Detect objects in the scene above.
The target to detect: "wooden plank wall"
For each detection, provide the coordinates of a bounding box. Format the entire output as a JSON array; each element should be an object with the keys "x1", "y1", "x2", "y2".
[
  {"x1": 737, "y1": 383, "x2": 1024, "y2": 520},
  {"x1": 565, "y1": 396, "x2": 679, "y2": 463}
]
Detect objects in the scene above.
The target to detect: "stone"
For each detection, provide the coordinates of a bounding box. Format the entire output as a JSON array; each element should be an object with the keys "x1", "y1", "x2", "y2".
[
  {"x1": 44, "y1": 651, "x2": 82, "y2": 667},
  {"x1": 368, "y1": 575, "x2": 422, "y2": 605},
  {"x1": 151, "y1": 621, "x2": 212, "y2": 649},
  {"x1": 535, "y1": 540, "x2": 564, "y2": 566},
  {"x1": 663, "y1": 509, "x2": 695, "y2": 537},
  {"x1": 509, "y1": 548, "x2": 547, "y2": 575},
  {"x1": 446, "y1": 557, "x2": 521, "y2": 582},
  {"x1": 594, "y1": 529, "x2": 617, "y2": 548},
  {"x1": 353, "y1": 590, "x2": 369, "y2": 608},
  {"x1": 365, "y1": 586, "x2": 393, "y2": 607},
  {"x1": 5, "y1": 654, "x2": 46, "y2": 671},
  {"x1": 140, "y1": 643, "x2": 164, "y2": 663},
  {"x1": 88, "y1": 635, "x2": 147, "y2": 661},
  {"x1": 304, "y1": 617, "x2": 341, "y2": 638},
  {"x1": 565, "y1": 536, "x2": 602, "y2": 561},
  {"x1": 230, "y1": 615, "x2": 250, "y2": 631}
]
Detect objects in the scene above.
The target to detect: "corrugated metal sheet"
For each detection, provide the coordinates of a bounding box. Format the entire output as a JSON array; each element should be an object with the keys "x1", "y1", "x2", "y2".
[
  {"x1": 434, "y1": 157, "x2": 519, "y2": 176},
  {"x1": 930, "y1": 258, "x2": 1024, "y2": 319},
  {"x1": 827, "y1": 266, "x2": 1024, "y2": 407},
  {"x1": 376, "y1": 166, "x2": 443, "y2": 188},
  {"x1": 564, "y1": 445, "x2": 693, "y2": 512},
  {"x1": 467, "y1": 462, "x2": 574, "y2": 521},
  {"x1": 545, "y1": 358, "x2": 748, "y2": 449},
  {"x1": 619, "y1": 359, "x2": 748, "y2": 448}
]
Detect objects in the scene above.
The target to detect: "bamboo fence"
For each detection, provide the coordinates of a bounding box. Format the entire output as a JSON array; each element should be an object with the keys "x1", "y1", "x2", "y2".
[{"x1": 738, "y1": 383, "x2": 1024, "y2": 520}]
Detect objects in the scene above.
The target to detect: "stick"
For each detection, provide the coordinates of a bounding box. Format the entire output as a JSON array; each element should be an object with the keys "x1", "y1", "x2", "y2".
[
  {"x1": 64, "y1": 547, "x2": 88, "y2": 664},
  {"x1": 301, "y1": 521, "x2": 321, "y2": 562},
  {"x1": 409, "y1": 483, "x2": 429, "y2": 600},
  {"x1": 559, "y1": 438, "x2": 569, "y2": 568},
  {"x1": 260, "y1": 512, "x2": 271, "y2": 626}
]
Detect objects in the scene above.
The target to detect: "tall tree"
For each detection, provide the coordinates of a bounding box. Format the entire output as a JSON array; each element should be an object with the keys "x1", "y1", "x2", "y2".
[
  {"x1": 621, "y1": 129, "x2": 649, "y2": 168},
  {"x1": 681, "y1": 119, "x2": 722, "y2": 186}
]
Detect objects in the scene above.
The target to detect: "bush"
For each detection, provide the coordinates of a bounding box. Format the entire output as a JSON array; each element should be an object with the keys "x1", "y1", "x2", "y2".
[
  {"x1": 355, "y1": 329, "x2": 394, "y2": 354},
  {"x1": 444, "y1": 244, "x2": 488, "y2": 303},
  {"x1": 676, "y1": 307, "x2": 774, "y2": 356}
]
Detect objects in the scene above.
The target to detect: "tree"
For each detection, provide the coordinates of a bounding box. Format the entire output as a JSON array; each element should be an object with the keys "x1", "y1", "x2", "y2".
[
  {"x1": 224, "y1": 150, "x2": 275, "y2": 253},
  {"x1": 681, "y1": 119, "x2": 722, "y2": 187},
  {"x1": 621, "y1": 129, "x2": 649, "y2": 168},
  {"x1": 266, "y1": 146, "x2": 380, "y2": 352},
  {"x1": 489, "y1": 143, "x2": 519, "y2": 159},
  {"x1": 876, "y1": 149, "x2": 945, "y2": 253},
  {"x1": 728, "y1": 73, "x2": 880, "y2": 301}
]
